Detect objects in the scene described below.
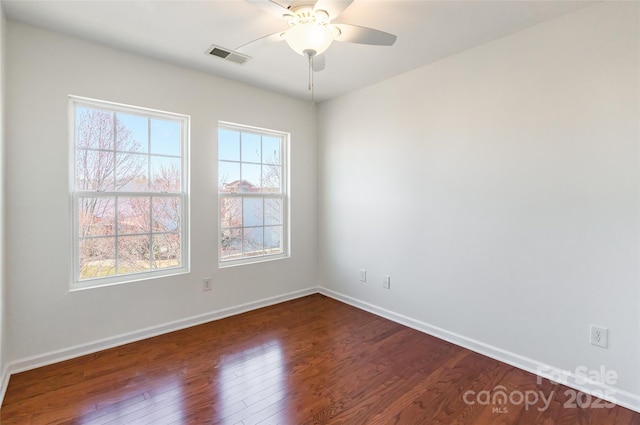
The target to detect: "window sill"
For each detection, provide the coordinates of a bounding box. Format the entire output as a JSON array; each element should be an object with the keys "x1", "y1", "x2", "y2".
[
  {"x1": 70, "y1": 267, "x2": 189, "y2": 291},
  {"x1": 218, "y1": 253, "x2": 290, "y2": 269}
]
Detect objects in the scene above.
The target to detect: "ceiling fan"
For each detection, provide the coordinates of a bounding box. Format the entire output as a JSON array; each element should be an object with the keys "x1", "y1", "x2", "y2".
[{"x1": 238, "y1": 0, "x2": 397, "y2": 99}]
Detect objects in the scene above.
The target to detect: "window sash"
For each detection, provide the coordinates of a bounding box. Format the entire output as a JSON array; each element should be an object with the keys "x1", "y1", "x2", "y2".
[
  {"x1": 73, "y1": 192, "x2": 187, "y2": 283},
  {"x1": 217, "y1": 122, "x2": 289, "y2": 267},
  {"x1": 219, "y1": 193, "x2": 287, "y2": 264}
]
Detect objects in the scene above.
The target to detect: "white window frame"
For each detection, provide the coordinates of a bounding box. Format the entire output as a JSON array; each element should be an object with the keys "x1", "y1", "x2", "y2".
[
  {"x1": 218, "y1": 121, "x2": 290, "y2": 267},
  {"x1": 70, "y1": 96, "x2": 190, "y2": 289}
]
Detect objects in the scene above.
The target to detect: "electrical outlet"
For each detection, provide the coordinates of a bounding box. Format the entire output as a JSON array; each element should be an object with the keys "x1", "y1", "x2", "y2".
[
  {"x1": 202, "y1": 277, "x2": 212, "y2": 292},
  {"x1": 383, "y1": 275, "x2": 391, "y2": 289},
  {"x1": 590, "y1": 325, "x2": 608, "y2": 348},
  {"x1": 360, "y1": 269, "x2": 366, "y2": 283}
]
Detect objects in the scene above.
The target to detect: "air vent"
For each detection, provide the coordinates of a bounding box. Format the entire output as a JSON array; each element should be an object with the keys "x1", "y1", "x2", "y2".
[{"x1": 206, "y1": 45, "x2": 251, "y2": 65}]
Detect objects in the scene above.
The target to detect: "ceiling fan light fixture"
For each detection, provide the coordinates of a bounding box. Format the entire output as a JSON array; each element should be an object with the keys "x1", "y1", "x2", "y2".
[{"x1": 285, "y1": 22, "x2": 335, "y2": 56}]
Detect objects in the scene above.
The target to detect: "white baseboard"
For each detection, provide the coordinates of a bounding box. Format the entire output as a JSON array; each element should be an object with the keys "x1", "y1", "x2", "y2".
[
  {"x1": 318, "y1": 286, "x2": 640, "y2": 414},
  {"x1": 7, "y1": 287, "x2": 317, "y2": 376}
]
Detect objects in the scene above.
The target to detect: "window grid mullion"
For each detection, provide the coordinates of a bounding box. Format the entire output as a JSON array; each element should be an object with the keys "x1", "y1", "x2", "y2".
[
  {"x1": 76, "y1": 191, "x2": 181, "y2": 197},
  {"x1": 113, "y1": 114, "x2": 119, "y2": 274},
  {"x1": 259, "y1": 134, "x2": 263, "y2": 192},
  {"x1": 239, "y1": 132, "x2": 243, "y2": 185},
  {"x1": 114, "y1": 195, "x2": 120, "y2": 276},
  {"x1": 147, "y1": 118, "x2": 152, "y2": 192},
  {"x1": 112, "y1": 113, "x2": 117, "y2": 192},
  {"x1": 149, "y1": 194, "x2": 153, "y2": 270},
  {"x1": 240, "y1": 195, "x2": 246, "y2": 256},
  {"x1": 261, "y1": 197, "x2": 266, "y2": 254}
]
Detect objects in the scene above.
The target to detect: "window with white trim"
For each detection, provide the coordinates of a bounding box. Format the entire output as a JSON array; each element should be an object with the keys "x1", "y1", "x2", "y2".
[
  {"x1": 218, "y1": 122, "x2": 289, "y2": 266},
  {"x1": 71, "y1": 97, "x2": 189, "y2": 288}
]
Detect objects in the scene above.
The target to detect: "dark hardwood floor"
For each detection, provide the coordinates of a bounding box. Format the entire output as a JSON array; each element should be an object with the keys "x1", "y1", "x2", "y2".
[{"x1": 1, "y1": 294, "x2": 638, "y2": 424}]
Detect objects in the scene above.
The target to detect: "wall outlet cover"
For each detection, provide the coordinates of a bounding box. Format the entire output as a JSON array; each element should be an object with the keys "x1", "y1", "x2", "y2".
[
  {"x1": 383, "y1": 275, "x2": 390, "y2": 289},
  {"x1": 590, "y1": 325, "x2": 608, "y2": 348},
  {"x1": 202, "y1": 277, "x2": 212, "y2": 292}
]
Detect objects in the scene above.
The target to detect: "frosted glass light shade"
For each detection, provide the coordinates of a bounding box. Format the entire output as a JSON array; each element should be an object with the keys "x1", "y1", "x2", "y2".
[{"x1": 286, "y1": 23, "x2": 335, "y2": 56}]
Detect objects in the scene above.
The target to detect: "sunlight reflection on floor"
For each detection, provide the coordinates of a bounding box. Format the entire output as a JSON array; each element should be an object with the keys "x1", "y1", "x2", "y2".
[
  {"x1": 216, "y1": 340, "x2": 287, "y2": 423},
  {"x1": 78, "y1": 375, "x2": 184, "y2": 424}
]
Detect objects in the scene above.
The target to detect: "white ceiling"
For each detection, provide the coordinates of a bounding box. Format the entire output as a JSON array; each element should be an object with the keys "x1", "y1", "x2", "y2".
[{"x1": 2, "y1": 0, "x2": 595, "y2": 102}]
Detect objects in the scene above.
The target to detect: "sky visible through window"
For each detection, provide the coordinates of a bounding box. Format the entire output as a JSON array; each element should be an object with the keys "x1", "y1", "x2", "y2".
[
  {"x1": 77, "y1": 107, "x2": 181, "y2": 186},
  {"x1": 218, "y1": 128, "x2": 281, "y2": 190}
]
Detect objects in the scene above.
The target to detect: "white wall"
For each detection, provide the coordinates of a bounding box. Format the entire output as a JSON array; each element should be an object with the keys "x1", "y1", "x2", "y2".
[
  {"x1": 318, "y1": 1, "x2": 639, "y2": 400},
  {"x1": 5, "y1": 22, "x2": 317, "y2": 362}
]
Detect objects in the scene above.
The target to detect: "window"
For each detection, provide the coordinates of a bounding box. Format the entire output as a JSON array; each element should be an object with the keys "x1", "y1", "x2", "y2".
[
  {"x1": 70, "y1": 96, "x2": 189, "y2": 288},
  {"x1": 218, "y1": 122, "x2": 288, "y2": 266}
]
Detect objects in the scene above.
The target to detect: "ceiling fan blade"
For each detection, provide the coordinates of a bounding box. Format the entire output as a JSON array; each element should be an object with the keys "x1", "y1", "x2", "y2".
[
  {"x1": 312, "y1": 53, "x2": 325, "y2": 72},
  {"x1": 313, "y1": 0, "x2": 353, "y2": 20},
  {"x1": 246, "y1": 0, "x2": 292, "y2": 19},
  {"x1": 236, "y1": 31, "x2": 287, "y2": 53},
  {"x1": 333, "y1": 24, "x2": 397, "y2": 46}
]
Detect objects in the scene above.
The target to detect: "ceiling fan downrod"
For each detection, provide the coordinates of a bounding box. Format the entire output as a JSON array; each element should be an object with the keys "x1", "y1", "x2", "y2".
[{"x1": 304, "y1": 49, "x2": 316, "y2": 103}]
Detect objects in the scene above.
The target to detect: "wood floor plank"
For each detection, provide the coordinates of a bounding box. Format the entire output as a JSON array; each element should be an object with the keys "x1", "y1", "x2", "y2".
[{"x1": 1, "y1": 294, "x2": 638, "y2": 424}]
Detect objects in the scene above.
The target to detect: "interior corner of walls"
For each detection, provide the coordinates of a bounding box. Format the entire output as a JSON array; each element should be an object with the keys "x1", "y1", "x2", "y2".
[
  {"x1": 0, "y1": 0, "x2": 6, "y2": 409},
  {"x1": 0, "y1": 362, "x2": 10, "y2": 408}
]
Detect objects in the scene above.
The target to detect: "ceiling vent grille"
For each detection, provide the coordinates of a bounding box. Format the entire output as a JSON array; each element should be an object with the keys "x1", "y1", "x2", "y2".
[{"x1": 206, "y1": 45, "x2": 251, "y2": 65}]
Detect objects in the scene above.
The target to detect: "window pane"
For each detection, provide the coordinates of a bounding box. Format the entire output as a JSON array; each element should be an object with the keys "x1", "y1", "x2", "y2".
[
  {"x1": 243, "y1": 227, "x2": 263, "y2": 257},
  {"x1": 118, "y1": 235, "x2": 151, "y2": 273},
  {"x1": 75, "y1": 149, "x2": 115, "y2": 191},
  {"x1": 264, "y1": 198, "x2": 282, "y2": 226},
  {"x1": 243, "y1": 198, "x2": 264, "y2": 227},
  {"x1": 151, "y1": 156, "x2": 181, "y2": 192},
  {"x1": 152, "y1": 197, "x2": 181, "y2": 232},
  {"x1": 116, "y1": 114, "x2": 148, "y2": 153},
  {"x1": 263, "y1": 136, "x2": 281, "y2": 165},
  {"x1": 153, "y1": 233, "x2": 181, "y2": 269},
  {"x1": 241, "y1": 132, "x2": 261, "y2": 163},
  {"x1": 221, "y1": 228, "x2": 242, "y2": 260},
  {"x1": 79, "y1": 197, "x2": 115, "y2": 237},
  {"x1": 219, "y1": 161, "x2": 240, "y2": 192},
  {"x1": 219, "y1": 129, "x2": 240, "y2": 161},
  {"x1": 118, "y1": 197, "x2": 150, "y2": 235},
  {"x1": 241, "y1": 163, "x2": 261, "y2": 190},
  {"x1": 220, "y1": 197, "x2": 242, "y2": 228},
  {"x1": 150, "y1": 119, "x2": 181, "y2": 156},
  {"x1": 79, "y1": 237, "x2": 116, "y2": 279},
  {"x1": 116, "y1": 153, "x2": 148, "y2": 191},
  {"x1": 76, "y1": 106, "x2": 114, "y2": 150},
  {"x1": 262, "y1": 164, "x2": 281, "y2": 193},
  {"x1": 264, "y1": 226, "x2": 283, "y2": 253}
]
